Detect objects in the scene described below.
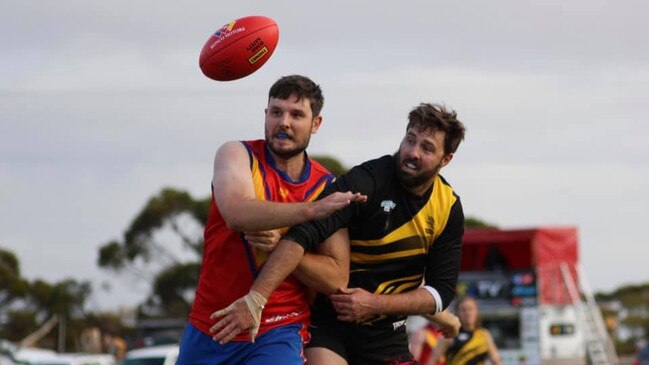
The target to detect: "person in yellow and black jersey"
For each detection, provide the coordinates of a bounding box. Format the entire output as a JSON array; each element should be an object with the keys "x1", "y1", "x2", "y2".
[
  {"x1": 303, "y1": 152, "x2": 465, "y2": 365},
  {"x1": 427, "y1": 297, "x2": 503, "y2": 365},
  {"x1": 211, "y1": 102, "x2": 466, "y2": 365}
]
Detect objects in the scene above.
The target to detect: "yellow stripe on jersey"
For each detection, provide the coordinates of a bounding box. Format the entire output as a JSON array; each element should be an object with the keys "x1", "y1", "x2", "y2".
[
  {"x1": 356, "y1": 273, "x2": 422, "y2": 325},
  {"x1": 447, "y1": 329, "x2": 489, "y2": 365},
  {"x1": 350, "y1": 247, "x2": 426, "y2": 263},
  {"x1": 383, "y1": 279, "x2": 422, "y2": 295},
  {"x1": 374, "y1": 273, "x2": 423, "y2": 294},
  {"x1": 249, "y1": 156, "x2": 267, "y2": 201},
  {"x1": 350, "y1": 175, "x2": 456, "y2": 250},
  {"x1": 307, "y1": 179, "x2": 329, "y2": 201},
  {"x1": 249, "y1": 156, "x2": 272, "y2": 264},
  {"x1": 429, "y1": 175, "x2": 457, "y2": 243}
]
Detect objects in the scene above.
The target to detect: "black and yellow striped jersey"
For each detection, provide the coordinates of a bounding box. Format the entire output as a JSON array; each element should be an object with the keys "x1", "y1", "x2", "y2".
[
  {"x1": 286, "y1": 154, "x2": 464, "y2": 327},
  {"x1": 446, "y1": 328, "x2": 490, "y2": 365}
]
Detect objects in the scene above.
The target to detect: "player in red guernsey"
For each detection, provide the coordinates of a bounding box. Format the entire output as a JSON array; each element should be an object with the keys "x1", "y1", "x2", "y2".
[
  {"x1": 177, "y1": 75, "x2": 366, "y2": 365},
  {"x1": 190, "y1": 139, "x2": 334, "y2": 338}
]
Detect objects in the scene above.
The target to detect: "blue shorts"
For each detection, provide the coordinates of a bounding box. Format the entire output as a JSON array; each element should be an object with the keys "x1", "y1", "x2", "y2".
[{"x1": 176, "y1": 323, "x2": 306, "y2": 365}]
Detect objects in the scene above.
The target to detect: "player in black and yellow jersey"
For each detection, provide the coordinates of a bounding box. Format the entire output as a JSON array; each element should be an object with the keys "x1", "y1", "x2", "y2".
[
  {"x1": 427, "y1": 297, "x2": 502, "y2": 365},
  {"x1": 212, "y1": 103, "x2": 466, "y2": 365}
]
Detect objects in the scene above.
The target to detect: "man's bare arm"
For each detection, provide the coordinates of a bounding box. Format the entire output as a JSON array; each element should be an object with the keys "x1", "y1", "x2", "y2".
[
  {"x1": 292, "y1": 228, "x2": 349, "y2": 295},
  {"x1": 250, "y1": 239, "x2": 306, "y2": 298},
  {"x1": 209, "y1": 239, "x2": 306, "y2": 344},
  {"x1": 423, "y1": 310, "x2": 461, "y2": 338},
  {"x1": 330, "y1": 287, "x2": 439, "y2": 322},
  {"x1": 213, "y1": 142, "x2": 365, "y2": 232}
]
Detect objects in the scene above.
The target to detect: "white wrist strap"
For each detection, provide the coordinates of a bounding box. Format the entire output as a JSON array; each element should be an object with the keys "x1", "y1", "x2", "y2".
[
  {"x1": 243, "y1": 290, "x2": 267, "y2": 342},
  {"x1": 422, "y1": 285, "x2": 443, "y2": 314}
]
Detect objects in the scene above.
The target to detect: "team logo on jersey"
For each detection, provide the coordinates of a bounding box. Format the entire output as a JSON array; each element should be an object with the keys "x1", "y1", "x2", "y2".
[
  {"x1": 381, "y1": 200, "x2": 396, "y2": 213},
  {"x1": 426, "y1": 215, "x2": 436, "y2": 235},
  {"x1": 279, "y1": 187, "x2": 289, "y2": 198}
]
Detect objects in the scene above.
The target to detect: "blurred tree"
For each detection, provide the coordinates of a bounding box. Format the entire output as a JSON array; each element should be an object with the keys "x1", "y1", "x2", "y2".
[
  {"x1": 0, "y1": 309, "x2": 37, "y2": 341},
  {"x1": 25, "y1": 279, "x2": 91, "y2": 349},
  {"x1": 145, "y1": 262, "x2": 202, "y2": 318},
  {"x1": 312, "y1": 155, "x2": 347, "y2": 177},
  {"x1": 0, "y1": 247, "x2": 92, "y2": 348},
  {"x1": 596, "y1": 282, "x2": 649, "y2": 354},
  {"x1": 98, "y1": 188, "x2": 207, "y2": 272},
  {"x1": 0, "y1": 247, "x2": 35, "y2": 341},
  {"x1": 0, "y1": 248, "x2": 29, "y2": 308},
  {"x1": 28, "y1": 279, "x2": 91, "y2": 319},
  {"x1": 98, "y1": 188, "x2": 209, "y2": 319}
]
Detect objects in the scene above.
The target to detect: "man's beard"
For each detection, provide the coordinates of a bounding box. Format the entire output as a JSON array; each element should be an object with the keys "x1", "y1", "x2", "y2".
[
  {"x1": 393, "y1": 151, "x2": 440, "y2": 191},
  {"x1": 267, "y1": 134, "x2": 310, "y2": 159}
]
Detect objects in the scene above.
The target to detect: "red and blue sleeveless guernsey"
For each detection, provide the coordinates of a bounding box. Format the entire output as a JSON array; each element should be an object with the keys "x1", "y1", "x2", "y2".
[{"x1": 189, "y1": 139, "x2": 334, "y2": 341}]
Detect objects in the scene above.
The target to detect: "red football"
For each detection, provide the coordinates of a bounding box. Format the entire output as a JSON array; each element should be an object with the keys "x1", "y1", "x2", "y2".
[{"x1": 199, "y1": 15, "x2": 279, "y2": 81}]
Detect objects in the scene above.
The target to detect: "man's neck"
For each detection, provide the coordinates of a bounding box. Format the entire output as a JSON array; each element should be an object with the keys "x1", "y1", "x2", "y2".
[
  {"x1": 406, "y1": 177, "x2": 436, "y2": 197},
  {"x1": 269, "y1": 150, "x2": 307, "y2": 181}
]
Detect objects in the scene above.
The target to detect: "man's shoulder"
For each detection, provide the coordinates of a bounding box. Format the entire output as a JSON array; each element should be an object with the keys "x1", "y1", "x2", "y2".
[
  {"x1": 437, "y1": 174, "x2": 460, "y2": 197},
  {"x1": 356, "y1": 154, "x2": 394, "y2": 176},
  {"x1": 361, "y1": 154, "x2": 393, "y2": 167},
  {"x1": 308, "y1": 158, "x2": 335, "y2": 179},
  {"x1": 240, "y1": 139, "x2": 265, "y2": 151},
  {"x1": 337, "y1": 155, "x2": 394, "y2": 189}
]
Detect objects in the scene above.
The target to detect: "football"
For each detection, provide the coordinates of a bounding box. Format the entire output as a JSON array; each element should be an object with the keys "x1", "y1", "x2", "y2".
[{"x1": 199, "y1": 15, "x2": 279, "y2": 81}]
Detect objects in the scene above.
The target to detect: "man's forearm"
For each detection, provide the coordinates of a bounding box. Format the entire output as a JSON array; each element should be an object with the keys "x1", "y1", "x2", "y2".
[
  {"x1": 219, "y1": 191, "x2": 364, "y2": 233},
  {"x1": 292, "y1": 228, "x2": 350, "y2": 295},
  {"x1": 251, "y1": 239, "x2": 306, "y2": 298},
  {"x1": 220, "y1": 199, "x2": 314, "y2": 232},
  {"x1": 373, "y1": 288, "x2": 437, "y2": 316},
  {"x1": 424, "y1": 310, "x2": 461, "y2": 338},
  {"x1": 293, "y1": 253, "x2": 347, "y2": 295},
  {"x1": 423, "y1": 310, "x2": 456, "y2": 326}
]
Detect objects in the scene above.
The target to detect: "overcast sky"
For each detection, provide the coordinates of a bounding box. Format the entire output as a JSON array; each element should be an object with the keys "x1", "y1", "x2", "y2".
[{"x1": 2, "y1": 1, "x2": 648, "y2": 311}]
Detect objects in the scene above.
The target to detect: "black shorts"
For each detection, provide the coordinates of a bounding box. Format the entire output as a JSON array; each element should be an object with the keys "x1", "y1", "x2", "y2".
[{"x1": 306, "y1": 318, "x2": 418, "y2": 365}]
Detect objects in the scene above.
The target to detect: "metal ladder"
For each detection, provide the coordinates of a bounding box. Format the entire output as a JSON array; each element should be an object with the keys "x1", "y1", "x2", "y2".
[{"x1": 560, "y1": 263, "x2": 619, "y2": 365}]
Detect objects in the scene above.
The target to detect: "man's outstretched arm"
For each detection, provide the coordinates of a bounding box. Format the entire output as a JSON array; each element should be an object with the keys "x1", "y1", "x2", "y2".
[
  {"x1": 214, "y1": 141, "x2": 365, "y2": 232},
  {"x1": 209, "y1": 239, "x2": 305, "y2": 344}
]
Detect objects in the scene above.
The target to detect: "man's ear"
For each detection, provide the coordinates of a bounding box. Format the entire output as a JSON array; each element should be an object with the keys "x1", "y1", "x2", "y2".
[
  {"x1": 311, "y1": 115, "x2": 323, "y2": 134},
  {"x1": 441, "y1": 153, "x2": 454, "y2": 168}
]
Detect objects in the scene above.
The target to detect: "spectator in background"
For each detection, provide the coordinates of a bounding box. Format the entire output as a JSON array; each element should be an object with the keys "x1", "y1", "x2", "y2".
[{"x1": 427, "y1": 297, "x2": 502, "y2": 365}]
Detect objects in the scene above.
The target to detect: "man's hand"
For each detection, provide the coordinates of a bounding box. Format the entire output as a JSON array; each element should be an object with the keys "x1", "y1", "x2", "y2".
[
  {"x1": 440, "y1": 314, "x2": 461, "y2": 338},
  {"x1": 330, "y1": 287, "x2": 376, "y2": 322},
  {"x1": 424, "y1": 310, "x2": 461, "y2": 339},
  {"x1": 311, "y1": 192, "x2": 367, "y2": 220},
  {"x1": 244, "y1": 229, "x2": 281, "y2": 252},
  {"x1": 209, "y1": 290, "x2": 267, "y2": 344}
]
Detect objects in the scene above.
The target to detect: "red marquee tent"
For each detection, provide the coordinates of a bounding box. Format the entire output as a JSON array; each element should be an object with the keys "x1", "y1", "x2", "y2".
[{"x1": 461, "y1": 227, "x2": 579, "y2": 304}]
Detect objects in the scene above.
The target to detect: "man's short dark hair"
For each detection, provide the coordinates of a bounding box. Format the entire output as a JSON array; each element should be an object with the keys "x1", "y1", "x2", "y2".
[
  {"x1": 407, "y1": 103, "x2": 466, "y2": 154},
  {"x1": 268, "y1": 75, "x2": 324, "y2": 118}
]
